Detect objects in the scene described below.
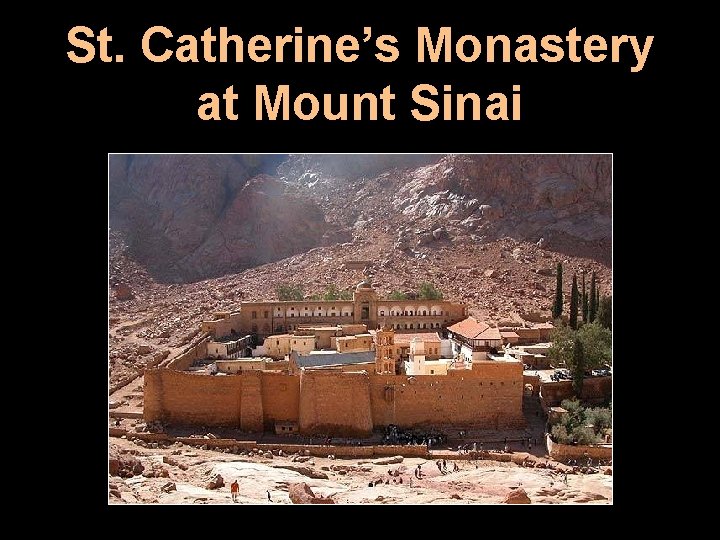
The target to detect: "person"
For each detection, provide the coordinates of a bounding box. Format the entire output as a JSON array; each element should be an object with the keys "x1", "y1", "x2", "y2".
[
  {"x1": 504, "y1": 443, "x2": 509, "y2": 453},
  {"x1": 436, "y1": 460, "x2": 442, "y2": 472},
  {"x1": 230, "y1": 479, "x2": 239, "y2": 502},
  {"x1": 453, "y1": 462, "x2": 459, "y2": 472},
  {"x1": 528, "y1": 440, "x2": 532, "y2": 451},
  {"x1": 267, "y1": 490, "x2": 272, "y2": 502}
]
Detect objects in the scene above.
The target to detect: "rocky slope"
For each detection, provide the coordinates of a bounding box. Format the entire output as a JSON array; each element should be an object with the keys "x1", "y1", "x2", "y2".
[
  {"x1": 110, "y1": 154, "x2": 611, "y2": 283},
  {"x1": 279, "y1": 154, "x2": 611, "y2": 265},
  {"x1": 109, "y1": 437, "x2": 612, "y2": 504},
  {"x1": 110, "y1": 155, "x2": 332, "y2": 281}
]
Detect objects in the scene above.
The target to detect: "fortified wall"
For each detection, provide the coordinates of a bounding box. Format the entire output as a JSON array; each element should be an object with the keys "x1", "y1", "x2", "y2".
[
  {"x1": 539, "y1": 376, "x2": 612, "y2": 408},
  {"x1": 144, "y1": 350, "x2": 524, "y2": 435}
]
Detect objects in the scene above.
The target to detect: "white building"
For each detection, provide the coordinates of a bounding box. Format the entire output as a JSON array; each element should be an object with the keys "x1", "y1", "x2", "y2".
[{"x1": 404, "y1": 338, "x2": 451, "y2": 376}]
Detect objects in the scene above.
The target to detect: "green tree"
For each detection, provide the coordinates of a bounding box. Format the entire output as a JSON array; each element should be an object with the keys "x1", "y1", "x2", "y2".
[
  {"x1": 418, "y1": 282, "x2": 443, "y2": 300},
  {"x1": 589, "y1": 272, "x2": 597, "y2": 322},
  {"x1": 339, "y1": 289, "x2": 353, "y2": 300},
  {"x1": 577, "y1": 322, "x2": 612, "y2": 370},
  {"x1": 551, "y1": 424, "x2": 570, "y2": 444},
  {"x1": 323, "y1": 284, "x2": 340, "y2": 301},
  {"x1": 548, "y1": 324, "x2": 575, "y2": 367},
  {"x1": 596, "y1": 295, "x2": 612, "y2": 330},
  {"x1": 276, "y1": 283, "x2": 304, "y2": 301},
  {"x1": 388, "y1": 290, "x2": 408, "y2": 300},
  {"x1": 552, "y1": 262, "x2": 563, "y2": 319},
  {"x1": 569, "y1": 273, "x2": 579, "y2": 330},
  {"x1": 571, "y1": 337, "x2": 585, "y2": 396},
  {"x1": 581, "y1": 272, "x2": 588, "y2": 323},
  {"x1": 584, "y1": 407, "x2": 612, "y2": 433}
]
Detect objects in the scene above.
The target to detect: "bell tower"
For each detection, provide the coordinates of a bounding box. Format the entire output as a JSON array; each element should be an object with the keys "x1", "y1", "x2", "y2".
[{"x1": 375, "y1": 324, "x2": 395, "y2": 374}]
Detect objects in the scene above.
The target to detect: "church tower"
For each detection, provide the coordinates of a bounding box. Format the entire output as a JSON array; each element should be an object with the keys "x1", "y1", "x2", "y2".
[{"x1": 375, "y1": 324, "x2": 395, "y2": 374}]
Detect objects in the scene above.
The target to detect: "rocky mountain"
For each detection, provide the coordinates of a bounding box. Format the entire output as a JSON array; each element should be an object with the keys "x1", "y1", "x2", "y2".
[
  {"x1": 110, "y1": 154, "x2": 610, "y2": 283},
  {"x1": 279, "y1": 154, "x2": 611, "y2": 266},
  {"x1": 110, "y1": 154, "x2": 332, "y2": 282}
]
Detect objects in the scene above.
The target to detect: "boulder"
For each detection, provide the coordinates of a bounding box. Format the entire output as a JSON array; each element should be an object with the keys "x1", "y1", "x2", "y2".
[
  {"x1": 288, "y1": 482, "x2": 334, "y2": 504},
  {"x1": 503, "y1": 488, "x2": 531, "y2": 504},
  {"x1": 206, "y1": 474, "x2": 224, "y2": 490},
  {"x1": 114, "y1": 283, "x2": 133, "y2": 301},
  {"x1": 272, "y1": 465, "x2": 328, "y2": 479},
  {"x1": 161, "y1": 482, "x2": 177, "y2": 493},
  {"x1": 263, "y1": 452, "x2": 273, "y2": 459},
  {"x1": 432, "y1": 227, "x2": 446, "y2": 240},
  {"x1": 604, "y1": 467, "x2": 612, "y2": 476},
  {"x1": 137, "y1": 345, "x2": 152, "y2": 355},
  {"x1": 372, "y1": 456, "x2": 404, "y2": 465}
]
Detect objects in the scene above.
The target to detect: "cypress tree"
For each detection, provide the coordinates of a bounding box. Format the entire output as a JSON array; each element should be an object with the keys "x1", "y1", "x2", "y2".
[
  {"x1": 572, "y1": 337, "x2": 585, "y2": 397},
  {"x1": 552, "y1": 262, "x2": 563, "y2": 319},
  {"x1": 569, "y1": 273, "x2": 579, "y2": 330},
  {"x1": 581, "y1": 272, "x2": 588, "y2": 323},
  {"x1": 597, "y1": 295, "x2": 612, "y2": 330},
  {"x1": 589, "y1": 272, "x2": 597, "y2": 322}
]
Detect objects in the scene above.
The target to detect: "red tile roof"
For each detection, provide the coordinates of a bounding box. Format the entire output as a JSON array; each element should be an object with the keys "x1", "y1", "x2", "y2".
[{"x1": 447, "y1": 317, "x2": 502, "y2": 340}]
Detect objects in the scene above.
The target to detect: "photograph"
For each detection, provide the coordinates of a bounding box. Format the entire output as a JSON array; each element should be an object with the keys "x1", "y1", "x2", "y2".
[{"x1": 108, "y1": 154, "x2": 612, "y2": 504}]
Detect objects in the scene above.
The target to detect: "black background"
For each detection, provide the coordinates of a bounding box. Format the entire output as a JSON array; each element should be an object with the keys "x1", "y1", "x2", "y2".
[{"x1": 48, "y1": 6, "x2": 672, "y2": 516}]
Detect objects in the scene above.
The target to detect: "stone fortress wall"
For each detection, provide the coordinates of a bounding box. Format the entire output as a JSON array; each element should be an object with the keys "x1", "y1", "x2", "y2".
[{"x1": 144, "y1": 346, "x2": 525, "y2": 436}]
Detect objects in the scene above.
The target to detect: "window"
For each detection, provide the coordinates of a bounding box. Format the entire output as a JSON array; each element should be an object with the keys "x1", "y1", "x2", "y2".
[
  {"x1": 380, "y1": 310, "x2": 385, "y2": 316},
  {"x1": 423, "y1": 310, "x2": 427, "y2": 316},
  {"x1": 409, "y1": 324, "x2": 414, "y2": 329},
  {"x1": 430, "y1": 370, "x2": 435, "y2": 374},
  {"x1": 291, "y1": 307, "x2": 295, "y2": 310},
  {"x1": 422, "y1": 323, "x2": 426, "y2": 329},
  {"x1": 264, "y1": 311, "x2": 269, "y2": 318},
  {"x1": 252, "y1": 311, "x2": 257, "y2": 319}
]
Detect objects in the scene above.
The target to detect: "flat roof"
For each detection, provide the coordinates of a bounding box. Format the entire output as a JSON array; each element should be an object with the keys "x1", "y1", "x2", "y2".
[
  {"x1": 295, "y1": 350, "x2": 376, "y2": 367},
  {"x1": 393, "y1": 332, "x2": 442, "y2": 345}
]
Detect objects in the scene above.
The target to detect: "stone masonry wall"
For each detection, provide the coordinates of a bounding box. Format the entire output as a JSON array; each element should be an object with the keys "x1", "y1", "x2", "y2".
[
  {"x1": 298, "y1": 370, "x2": 373, "y2": 437},
  {"x1": 144, "y1": 361, "x2": 525, "y2": 432},
  {"x1": 369, "y1": 361, "x2": 524, "y2": 429}
]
